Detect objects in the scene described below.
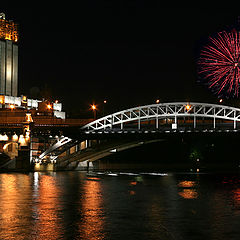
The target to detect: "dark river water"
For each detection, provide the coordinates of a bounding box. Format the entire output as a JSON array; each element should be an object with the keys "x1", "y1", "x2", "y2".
[{"x1": 0, "y1": 171, "x2": 240, "y2": 240}]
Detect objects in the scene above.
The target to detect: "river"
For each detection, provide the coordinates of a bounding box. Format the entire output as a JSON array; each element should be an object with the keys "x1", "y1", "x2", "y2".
[{"x1": 0, "y1": 171, "x2": 240, "y2": 239}]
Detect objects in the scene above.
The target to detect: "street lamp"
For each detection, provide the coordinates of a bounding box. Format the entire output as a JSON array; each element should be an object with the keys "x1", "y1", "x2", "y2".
[
  {"x1": 47, "y1": 104, "x2": 52, "y2": 110},
  {"x1": 91, "y1": 104, "x2": 97, "y2": 119},
  {"x1": 103, "y1": 100, "x2": 107, "y2": 116}
]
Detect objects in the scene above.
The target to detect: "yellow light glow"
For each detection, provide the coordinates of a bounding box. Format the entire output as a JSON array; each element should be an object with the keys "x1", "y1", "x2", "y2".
[
  {"x1": 185, "y1": 104, "x2": 191, "y2": 110},
  {"x1": 0, "y1": 134, "x2": 9, "y2": 141},
  {"x1": 47, "y1": 104, "x2": 52, "y2": 110},
  {"x1": 18, "y1": 135, "x2": 27, "y2": 145},
  {"x1": 26, "y1": 113, "x2": 33, "y2": 123},
  {"x1": 91, "y1": 104, "x2": 96, "y2": 110},
  {"x1": 178, "y1": 181, "x2": 196, "y2": 188},
  {"x1": 0, "y1": 95, "x2": 4, "y2": 104},
  {"x1": 156, "y1": 99, "x2": 160, "y2": 104},
  {"x1": 22, "y1": 96, "x2": 27, "y2": 104},
  {"x1": 25, "y1": 131, "x2": 30, "y2": 140},
  {"x1": 178, "y1": 189, "x2": 198, "y2": 199},
  {"x1": 12, "y1": 134, "x2": 18, "y2": 142},
  {"x1": 9, "y1": 104, "x2": 15, "y2": 110}
]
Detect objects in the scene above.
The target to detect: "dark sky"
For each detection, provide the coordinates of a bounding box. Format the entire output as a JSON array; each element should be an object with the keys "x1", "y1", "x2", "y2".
[{"x1": 2, "y1": 4, "x2": 240, "y2": 116}]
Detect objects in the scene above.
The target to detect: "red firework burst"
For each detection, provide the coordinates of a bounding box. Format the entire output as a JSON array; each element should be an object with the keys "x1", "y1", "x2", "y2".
[{"x1": 198, "y1": 29, "x2": 240, "y2": 97}]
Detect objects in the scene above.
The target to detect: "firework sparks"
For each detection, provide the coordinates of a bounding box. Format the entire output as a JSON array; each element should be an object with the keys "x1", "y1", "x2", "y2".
[{"x1": 198, "y1": 29, "x2": 240, "y2": 97}]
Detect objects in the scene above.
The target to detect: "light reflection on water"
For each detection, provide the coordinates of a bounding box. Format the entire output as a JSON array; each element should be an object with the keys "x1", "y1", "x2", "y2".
[
  {"x1": 80, "y1": 177, "x2": 105, "y2": 239},
  {"x1": 178, "y1": 180, "x2": 198, "y2": 199},
  {"x1": 32, "y1": 174, "x2": 61, "y2": 240},
  {"x1": 0, "y1": 172, "x2": 240, "y2": 239}
]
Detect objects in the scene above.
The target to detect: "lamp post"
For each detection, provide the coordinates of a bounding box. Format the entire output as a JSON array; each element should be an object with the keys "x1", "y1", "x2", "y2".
[
  {"x1": 91, "y1": 104, "x2": 97, "y2": 119},
  {"x1": 103, "y1": 100, "x2": 107, "y2": 116}
]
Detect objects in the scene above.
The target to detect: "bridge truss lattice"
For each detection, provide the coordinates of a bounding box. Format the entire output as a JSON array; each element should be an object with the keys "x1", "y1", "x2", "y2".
[{"x1": 82, "y1": 102, "x2": 240, "y2": 131}]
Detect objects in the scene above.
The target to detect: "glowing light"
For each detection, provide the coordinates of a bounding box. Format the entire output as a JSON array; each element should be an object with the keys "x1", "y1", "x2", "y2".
[
  {"x1": 156, "y1": 99, "x2": 160, "y2": 104},
  {"x1": 12, "y1": 134, "x2": 18, "y2": 142},
  {"x1": 129, "y1": 181, "x2": 137, "y2": 186},
  {"x1": 91, "y1": 104, "x2": 96, "y2": 110},
  {"x1": 9, "y1": 104, "x2": 15, "y2": 110},
  {"x1": 198, "y1": 29, "x2": 240, "y2": 97},
  {"x1": 18, "y1": 135, "x2": 27, "y2": 146},
  {"x1": 25, "y1": 131, "x2": 30, "y2": 140},
  {"x1": 0, "y1": 95, "x2": 4, "y2": 104},
  {"x1": 178, "y1": 181, "x2": 196, "y2": 188},
  {"x1": 47, "y1": 104, "x2": 52, "y2": 110},
  {"x1": 103, "y1": 100, "x2": 107, "y2": 104},
  {"x1": 185, "y1": 104, "x2": 191, "y2": 111},
  {"x1": 81, "y1": 176, "x2": 105, "y2": 239},
  {"x1": 26, "y1": 113, "x2": 33, "y2": 123},
  {"x1": 0, "y1": 134, "x2": 8, "y2": 141},
  {"x1": 21, "y1": 96, "x2": 27, "y2": 104},
  {"x1": 219, "y1": 98, "x2": 223, "y2": 103},
  {"x1": 178, "y1": 189, "x2": 198, "y2": 199}
]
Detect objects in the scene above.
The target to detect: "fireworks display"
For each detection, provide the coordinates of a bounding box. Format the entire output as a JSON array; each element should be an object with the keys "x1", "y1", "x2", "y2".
[{"x1": 198, "y1": 29, "x2": 240, "y2": 97}]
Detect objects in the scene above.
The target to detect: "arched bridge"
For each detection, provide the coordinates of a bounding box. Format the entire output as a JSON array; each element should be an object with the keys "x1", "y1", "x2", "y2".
[
  {"x1": 82, "y1": 102, "x2": 240, "y2": 132},
  {"x1": 34, "y1": 102, "x2": 240, "y2": 170}
]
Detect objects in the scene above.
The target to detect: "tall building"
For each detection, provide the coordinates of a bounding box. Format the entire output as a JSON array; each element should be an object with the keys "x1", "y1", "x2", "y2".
[{"x1": 0, "y1": 13, "x2": 18, "y2": 96}]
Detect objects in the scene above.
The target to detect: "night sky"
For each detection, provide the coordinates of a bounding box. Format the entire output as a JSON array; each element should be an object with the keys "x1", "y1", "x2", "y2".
[{"x1": 2, "y1": 5, "x2": 240, "y2": 117}]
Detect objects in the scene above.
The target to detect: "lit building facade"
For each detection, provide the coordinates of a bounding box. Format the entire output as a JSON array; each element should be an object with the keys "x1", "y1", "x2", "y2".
[
  {"x1": 0, "y1": 13, "x2": 65, "y2": 119},
  {"x1": 0, "y1": 13, "x2": 18, "y2": 96}
]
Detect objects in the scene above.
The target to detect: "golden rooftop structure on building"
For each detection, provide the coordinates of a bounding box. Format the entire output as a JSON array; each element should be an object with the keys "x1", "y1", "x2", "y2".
[
  {"x1": 0, "y1": 13, "x2": 18, "y2": 42},
  {"x1": 0, "y1": 13, "x2": 18, "y2": 97}
]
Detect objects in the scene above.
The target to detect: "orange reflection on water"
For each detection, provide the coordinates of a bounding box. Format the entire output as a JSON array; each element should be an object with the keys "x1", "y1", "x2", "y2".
[
  {"x1": 33, "y1": 174, "x2": 61, "y2": 240},
  {"x1": 129, "y1": 181, "x2": 137, "y2": 186},
  {"x1": 178, "y1": 180, "x2": 198, "y2": 199},
  {"x1": 233, "y1": 188, "x2": 240, "y2": 205},
  {"x1": 80, "y1": 178, "x2": 105, "y2": 240},
  {"x1": 179, "y1": 189, "x2": 198, "y2": 199},
  {"x1": 0, "y1": 174, "x2": 31, "y2": 240},
  {"x1": 178, "y1": 181, "x2": 196, "y2": 188}
]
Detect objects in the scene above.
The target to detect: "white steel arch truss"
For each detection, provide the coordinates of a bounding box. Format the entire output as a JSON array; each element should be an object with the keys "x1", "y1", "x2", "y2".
[{"x1": 82, "y1": 102, "x2": 240, "y2": 131}]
